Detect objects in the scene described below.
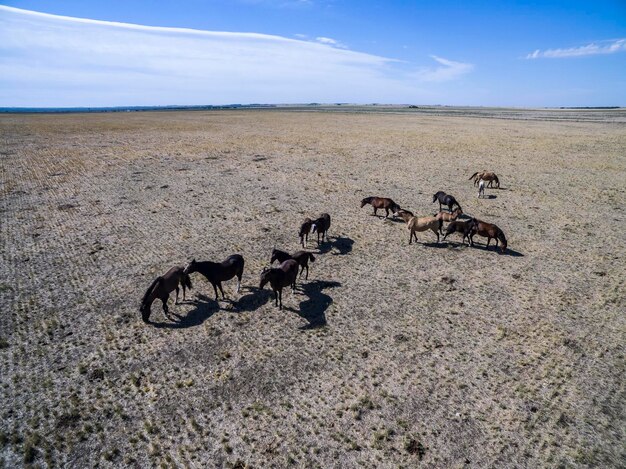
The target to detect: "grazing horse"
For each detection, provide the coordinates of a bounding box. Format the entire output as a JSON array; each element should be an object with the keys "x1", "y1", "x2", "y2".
[
  {"x1": 183, "y1": 255, "x2": 244, "y2": 300},
  {"x1": 260, "y1": 259, "x2": 299, "y2": 310},
  {"x1": 442, "y1": 219, "x2": 475, "y2": 245},
  {"x1": 432, "y1": 191, "x2": 462, "y2": 213},
  {"x1": 434, "y1": 208, "x2": 463, "y2": 234},
  {"x1": 311, "y1": 213, "x2": 331, "y2": 246},
  {"x1": 468, "y1": 219, "x2": 507, "y2": 253},
  {"x1": 140, "y1": 266, "x2": 192, "y2": 322},
  {"x1": 395, "y1": 209, "x2": 442, "y2": 244},
  {"x1": 360, "y1": 196, "x2": 401, "y2": 218},
  {"x1": 271, "y1": 249, "x2": 316, "y2": 280},
  {"x1": 478, "y1": 180, "x2": 485, "y2": 198},
  {"x1": 299, "y1": 218, "x2": 313, "y2": 247},
  {"x1": 469, "y1": 171, "x2": 500, "y2": 188}
]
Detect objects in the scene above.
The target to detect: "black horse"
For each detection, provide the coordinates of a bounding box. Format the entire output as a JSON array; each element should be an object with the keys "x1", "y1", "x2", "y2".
[
  {"x1": 271, "y1": 248, "x2": 316, "y2": 280},
  {"x1": 183, "y1": 255, "x2": 244, "y2": 300},
  {"x1": 260, "y1": 259, "x2": 299, "y2": 310},
  {"x1": 311, "y1": 213, "x2": 331, "y2": 246},
  {"x1": 140, "y1": 266, "x2": 192, "y2": 322},
  {"x1": 432, "y1": 191, "x2": 462, "y2": 212}
]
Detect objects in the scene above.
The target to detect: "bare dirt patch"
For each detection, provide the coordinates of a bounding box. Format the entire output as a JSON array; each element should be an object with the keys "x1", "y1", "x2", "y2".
[{"x1": 1, "y1": 109, "x2": 625, "y2": 467}]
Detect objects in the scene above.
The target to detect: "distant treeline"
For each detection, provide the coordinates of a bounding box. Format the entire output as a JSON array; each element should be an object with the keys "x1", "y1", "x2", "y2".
[
  {"x1": 0, "y1": 104, "x2": 277, "y2": 114},
  {"x1": 557, "y1": 106, "x2": 621, "y2": 109}
]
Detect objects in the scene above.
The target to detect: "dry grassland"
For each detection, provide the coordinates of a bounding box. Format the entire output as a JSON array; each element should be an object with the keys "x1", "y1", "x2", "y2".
[{"x1": 1, "y1": 108, "x2": 625, "y2": 468}]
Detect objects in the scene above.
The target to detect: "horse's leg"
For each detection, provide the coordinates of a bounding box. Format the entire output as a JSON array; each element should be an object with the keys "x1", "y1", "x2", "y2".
[
  {"x1": 162, "y1": 297, "x2": 169, "y2": 316},
  {"x1": 218, "y1": 282, "x2": 225, "y2": 299},
  {"x1": 486, "y1": 237, "x2": 491, "y2": 249},
  {"x1": 385, "y1": 208, "x2": 389, "y2": 219},
  {"x1": 212, "y1": 282, "x2": 219, "y2": 301},
  {"x1": 299, "y1": 265, "x2": 305, "y2": 278},
  {"x1": 408, "y1": 230, "x2": 412, "y2": 245},
  {"x1": 278, "y1": 289, "x2": 283, "y2": 310},
  {"x1": 175, "y1": 286, "x2": 180, "y2": 304},
  {"x1": 305, "y1": 265, "x2": 309, "y2": 280},
  {"x1": 434, "y1": 229, "x2": 440, "y2": 243},
  {"x1": 274, "y1": 290, "x2": 278, "y2": 307},
  {"x1": 373, "y1": 207, "x2": 377, "y2": 217}
]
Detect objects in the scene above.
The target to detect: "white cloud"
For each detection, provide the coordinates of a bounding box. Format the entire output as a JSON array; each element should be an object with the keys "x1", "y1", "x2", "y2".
[
  {"x1": 315, "y1": 36, "x2": 347, "y2": 49},
  {"x1": 413, "y1": 55, "x2": 474, "y2": 82},
  {"x1": 0, "y1": 6, "x2": 474, "y2": 107},
  {"x1": 526, "y1": 39, "x2": 626, "y2": 59}
]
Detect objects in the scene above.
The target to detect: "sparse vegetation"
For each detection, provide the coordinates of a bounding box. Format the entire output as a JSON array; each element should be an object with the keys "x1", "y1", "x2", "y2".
[{"x1": 0, "y1": 108, "x2": 624, "y2": 467}]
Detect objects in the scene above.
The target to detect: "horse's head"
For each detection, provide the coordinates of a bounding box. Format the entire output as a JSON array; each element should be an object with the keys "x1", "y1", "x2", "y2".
[
  {"x1": 455, "y1": 207, "x2": 463, "y2": 216},
  {"x1": 259, "y1": 267, "x2": 271, "y2": 289},
  {"x1": 360, "y1": 198, "x2": 368, "y2": 208},
  {"x1": 183, "y1": 259, "x2": 197, "y2": 275},
  {"x1": 139, "y1": 302, "x2": 151, "y2": 323},
  {"x1": 270, "y1": 249, "x2": 279, "y2": 264}
]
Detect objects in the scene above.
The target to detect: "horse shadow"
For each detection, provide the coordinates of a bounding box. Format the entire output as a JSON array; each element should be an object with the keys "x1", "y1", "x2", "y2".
[
  {"x1": 318, "y1": 236, "x2": 354, "y2": 255},
  {"x1": 292, "y1": 280, "x2": 341, "y2": 330},
  {"x1": 480, "y1": 194, "x2": 497, "y2": 199},
  {"x1": 471, "y1": 243, "x2": 524, "y2": 257},
  {"x1": 150, "y1": 294, "x2": 219, "y2": 329},
  {"x1": 234, "y1": 286, "x2": 273, "y2": 312}
]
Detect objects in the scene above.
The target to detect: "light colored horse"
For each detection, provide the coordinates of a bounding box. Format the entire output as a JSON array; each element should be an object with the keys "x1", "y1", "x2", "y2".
[
  {"x1": 395, "y1": 209, "x2": 442, "y2": 244},
  {"x1": 478, "y1": 180, "x2": 485, "y2": 198}
]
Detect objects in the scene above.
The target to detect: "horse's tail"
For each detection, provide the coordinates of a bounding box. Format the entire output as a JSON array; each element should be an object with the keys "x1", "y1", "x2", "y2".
[
  {"x1": 469, "y1": 172, "x2": 479, "y2": 180},
  {"x1": 308, "y1": 253, "x2": 316, "y2": 262},
  {"x1": 494, "y1": 175, "x2": 500, "y2": 187},
  {"x1": 455, "y1": 201, "x2": 462, "y2": 212},
  {"x1": 141, "y1": 276, "x2": 163, "y2": 307},
  {"x1": 182, "y1": 272, "x2": 193, "y2": 290}
]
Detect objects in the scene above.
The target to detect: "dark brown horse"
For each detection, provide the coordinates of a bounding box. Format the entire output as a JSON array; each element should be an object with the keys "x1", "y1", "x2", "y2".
[
  {"x1": 441, "y1": 219, "x2": 475, "y2": 245},
  {"x1": 259, "y1": 259, "x2": 299, "y2": 310},
  {"x1": 271, "y1": 248, "x2": 316, "y2": 280},
  {"x1": 432, "y1": 191, "x2": 462, "y2": 212},
  {"x1": 468, "y1": 219, "x2": 507, "y2": 252},
  {"x1": 311, "y1": 213, "x2": 331, "y2": 246},
  {"x1": 140, "y1": 266, "x2": 192, "y2": 322},
  {"x1": 183, "y1": 254, "x2": 244, "y2": 300},
  {"x1": 360, "y1": 196, "x2": 401, "y2": 218},
  {"x1": 299, "y1": 218, "x2": 313, "y2": 247}
]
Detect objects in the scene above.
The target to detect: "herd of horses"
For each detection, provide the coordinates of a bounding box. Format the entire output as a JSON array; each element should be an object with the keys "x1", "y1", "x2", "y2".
[{"x1": 140, "y1": 170, "x2": 506, "y2": 322}]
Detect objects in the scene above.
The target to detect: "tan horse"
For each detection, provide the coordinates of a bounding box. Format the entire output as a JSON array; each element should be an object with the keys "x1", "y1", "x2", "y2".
[
  {"x1": 395, "y1": 209, "x2": 442, "y2": 244},
  {"x1": 434, "y1": 208, "x2": 463, "y2": 234},
  {"x1": 469, "y1": 171, "x2": 500, "y2": 188}
]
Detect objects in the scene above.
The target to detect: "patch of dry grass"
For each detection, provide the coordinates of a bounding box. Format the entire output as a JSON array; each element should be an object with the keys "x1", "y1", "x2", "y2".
[{"x1": 0, "y1": 109, "x2": 624, "y2": 467}]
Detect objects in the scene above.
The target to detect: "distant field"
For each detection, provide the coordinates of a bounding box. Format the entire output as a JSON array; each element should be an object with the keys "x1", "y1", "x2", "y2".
[{"x1": 1, "y1": 109, "x2": 624, "y2": 467}]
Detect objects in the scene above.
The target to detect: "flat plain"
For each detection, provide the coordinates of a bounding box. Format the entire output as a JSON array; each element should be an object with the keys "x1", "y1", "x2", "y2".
[{"x1": 1, "y1": 108, "x2": 625, "y2": 468}]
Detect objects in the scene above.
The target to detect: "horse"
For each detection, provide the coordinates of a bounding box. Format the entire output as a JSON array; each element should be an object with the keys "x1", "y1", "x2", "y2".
[
  {"x1": 139, "y1": 266, "x2": 192, "y2": 322},
  {"x1": 441, "y1": 219, "x2": 475, "y2": 245},
  {"x1": 183, "y1": 254, "x2": 244, "y2": 300},
  {"x1": 432, "y1": 191, "x2": 462, "y2": 213},
  {"x1": 468, "y1": 219, "x2": 507, "y2": 253},
  {"x1": 311, "y1": 213, "x2": 331, "y2": 246},
  {"x1": 395, "y1": 209, "x2": 442, "y2": 244},
  {"x1": 259, "y1": 259, "x2": 299, "y2": 310},
  {"x1": 271, "y1": 248, "x2": 316, "y2": 280},
  {"x1": 360, "y1": 196, "x2": 401, "y2": 218},
  {"x1": 469, "y1": 171, "x2": 500, "y2": 188},
  {"x1": 299, "y1": 218, "x2": 313, "y2": 248},
  {"x1": 434, "y1": 207, "x2": 463, "y2": 229},
  {"x1": 478, "y1": 180, "x2": 485, "y2": 198}
]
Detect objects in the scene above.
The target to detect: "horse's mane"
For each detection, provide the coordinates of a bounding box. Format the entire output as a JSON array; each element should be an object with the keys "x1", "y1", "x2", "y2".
[
  {"x1": 141, "y1": 276, "x2": 162, "y2": 307},
  {"x1": 361, "y1": 196, "x2": 375, "y2": 204}
]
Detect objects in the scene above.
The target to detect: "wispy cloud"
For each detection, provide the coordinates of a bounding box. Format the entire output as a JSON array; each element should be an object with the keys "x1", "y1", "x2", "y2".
[
  {"x1": 315, "y1": 36, "x2": 347, "y2": 48},
  {"x1": 0, "y1": 6, "x2": 474, "y2": 106},
  {"x1": 414, "y1": 55, "x2": 474, "y2": 82},
  {"x1": 526, "y1": 39, "x2": 626, "y2": 59}
]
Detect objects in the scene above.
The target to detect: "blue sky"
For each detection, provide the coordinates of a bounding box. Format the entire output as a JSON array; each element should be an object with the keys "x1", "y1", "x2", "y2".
[{"x1": 1, "y1": 0, "x2": 625, "y2": 107}]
